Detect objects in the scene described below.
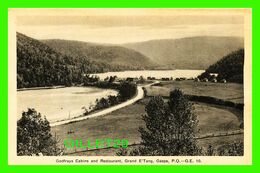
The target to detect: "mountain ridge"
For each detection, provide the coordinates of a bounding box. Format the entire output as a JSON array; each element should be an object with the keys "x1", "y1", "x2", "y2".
[
  {"x1": 17, "y1": 32, "x2": 155, "y2": 88},
  {"x1": 122, "y1": 36, "x2": 244, "y2": 69},
  {"x1": 42, "y1": 39, "x2": 157, "y2": 69}
]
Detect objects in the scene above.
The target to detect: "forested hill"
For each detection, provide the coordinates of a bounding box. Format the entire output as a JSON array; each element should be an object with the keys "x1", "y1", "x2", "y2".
[
  {"x1": 206, "y1": 49, "x2": 244, "y2": 83},
  {"x1": 123, "y1": 36, "x2": 244, "y2": 69},
  {"x1": 42, "y1": 39, "x2": 156, "y2": 69},
  {"x1": 17, "y1": 32, "x2": 150, "y2": 88}
]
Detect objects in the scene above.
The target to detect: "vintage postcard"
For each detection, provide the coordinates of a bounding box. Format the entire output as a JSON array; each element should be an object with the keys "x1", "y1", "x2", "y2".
[{"x1": 8, "y1": 8, "x2": 252, "y2": 165}]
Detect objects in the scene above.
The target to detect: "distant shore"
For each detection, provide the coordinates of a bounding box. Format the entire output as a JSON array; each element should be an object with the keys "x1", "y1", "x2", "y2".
[{"x1": 17, "y1": 86, "x2": 66, "y2": 91}]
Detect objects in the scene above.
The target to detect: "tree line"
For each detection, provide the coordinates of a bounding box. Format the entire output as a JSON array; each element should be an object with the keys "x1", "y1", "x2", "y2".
[
  {"x1": 85, "y1": 81, "x2": 137, "y2": 114},
  {"x1": 198, "y1": 49, "x2": 244, "y2": 83}
]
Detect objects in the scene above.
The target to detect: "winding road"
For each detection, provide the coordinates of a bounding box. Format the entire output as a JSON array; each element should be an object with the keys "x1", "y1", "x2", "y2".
[{"x1": 50, "y1": 81, "x2": 158, "y2": 126}]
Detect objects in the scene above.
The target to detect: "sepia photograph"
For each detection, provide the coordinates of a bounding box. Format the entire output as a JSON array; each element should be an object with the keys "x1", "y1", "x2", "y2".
[{"x1": 8, "y1": 8, "x2": 252, "y2": 165}]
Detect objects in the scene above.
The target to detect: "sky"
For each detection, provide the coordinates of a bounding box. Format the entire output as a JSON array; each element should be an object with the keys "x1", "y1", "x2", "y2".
[{"x1": 15, "y1": 8, "x2": 245, "y2": 44}]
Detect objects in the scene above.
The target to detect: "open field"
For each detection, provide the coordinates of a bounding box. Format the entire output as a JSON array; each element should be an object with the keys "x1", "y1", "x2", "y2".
[
  {"x1": 52, "y1": 100, "x2": 146, "y2": 150},
  {"x1": 68, "y1": 134, "x2": 243, "y2": 156},
  {"x1": 197, "y1": 134, "x2": 243, "y2": 149},
  {"x1": 52, "y1": 97, "x2": 243, "y2": 155},
  {"x1": 146, "y1": 80, "x2": 243, "y2": 103},
  {"x1": 194, "y1": 102, "x2": 241, "y2": 135}
]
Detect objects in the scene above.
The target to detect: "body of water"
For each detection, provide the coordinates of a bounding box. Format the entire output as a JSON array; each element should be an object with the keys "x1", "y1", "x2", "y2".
[
  {"x1": 92, "y1": 69, "x2": 204, "y2": 80},
  {"x1": 17, "y1": 87, "x2": 118, "y2": 122},
  {"x1": 17, "y1": 70, "x2": 204, "y2": 122}
]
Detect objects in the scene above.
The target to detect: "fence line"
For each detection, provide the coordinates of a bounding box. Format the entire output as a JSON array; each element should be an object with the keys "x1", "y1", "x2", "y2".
[{"x1": 65, "y1": 130, "x2": 243, "y2": 155}]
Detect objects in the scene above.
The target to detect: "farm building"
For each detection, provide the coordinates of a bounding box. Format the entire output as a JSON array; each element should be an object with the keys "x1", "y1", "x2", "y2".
[
  {"x1": 161, "y1": 77, "x2": 170, "y2": 81},
  {"x1": 147, "y1": 77, "x2": 156, "y2": 80},
  {"x1": 194, "y1": 78, "x2": 200, "y2": 82},
  {"x1": 211, "y1": 78, "x2": 217, "y2": 83},
  {"x1": 221, "y1": 79, "x2": 227, "y2": 83},
  {"x1": 202, "y1": 78, "x2": 208, "y2": 82},
  {"x1": 126, "y1": 77, "x2": 138, "y2": 82},
  {"x1": 210, "y1": 73, "x2": 219, "y2": 77}
]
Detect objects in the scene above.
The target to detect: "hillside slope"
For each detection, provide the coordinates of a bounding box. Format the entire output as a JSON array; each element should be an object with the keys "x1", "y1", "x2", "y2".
[
  {"x1": 206, "y1": 49, "x2": 244, "y2": 83},
  {"x1": 123, "y1": 36, "x2": 244, "y2": 69},
  {"x1": 42, "y1": 39, "x2": 156, "y2": 69},
  {"x1": 17, "y1": 32, "x2": 143, "y2": 88}
]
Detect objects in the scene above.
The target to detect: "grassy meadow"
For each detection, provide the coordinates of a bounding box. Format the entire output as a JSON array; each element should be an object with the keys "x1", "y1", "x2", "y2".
[
  {"x1": 146, "y1": 80, "x2": 243, "y2": 103},
  {"x1": 52, "y1": 82, "x2": 243, "y2": 155}
]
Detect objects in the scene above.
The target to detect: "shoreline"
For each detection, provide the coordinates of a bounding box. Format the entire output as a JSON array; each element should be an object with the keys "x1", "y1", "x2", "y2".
[
  {"x1": 50, "y1": 81, "x2": 158, "y2": 127},
  {"x1": 90, "y1": 68, "x2": 204, "y2": 74},
  {"x1": 17, "y1": 85, "x2": 66, "y2": 91},
  {"x1": 50, "y1": 86, "x2": 144, "y2": 127}
]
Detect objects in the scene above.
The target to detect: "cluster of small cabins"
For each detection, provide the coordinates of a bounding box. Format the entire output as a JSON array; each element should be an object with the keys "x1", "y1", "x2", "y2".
[
  {"x1": 88, "y1": 72, "x2": 227, "y2": 84},
  {"x1": 125, "y1": 73, "x2": 226, "y2": 84},
  {"x1": 194, "y1": 77, "x2": 226, "y2": 83}
]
